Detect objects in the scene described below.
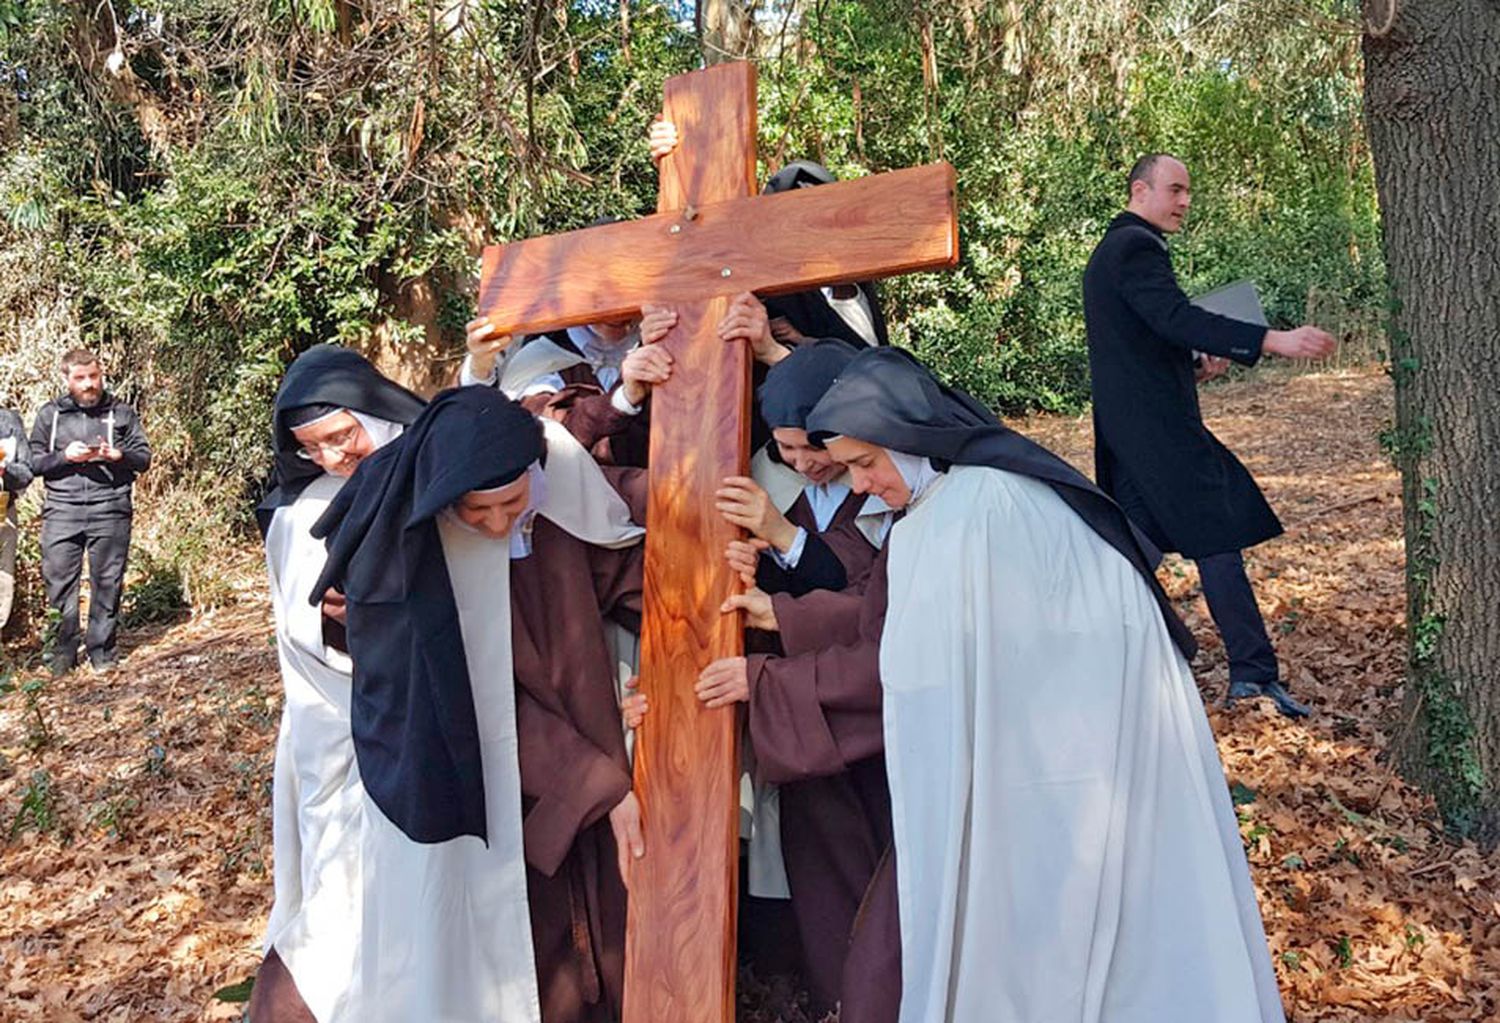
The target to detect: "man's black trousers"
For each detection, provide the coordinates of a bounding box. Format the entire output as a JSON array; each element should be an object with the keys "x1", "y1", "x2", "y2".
[
  {"x1": 41, "y1": 506, "x2": 132, "y2": 668},
  {"x1": 1196, "y1": 549, "x2": 1279, "y2": 686}
]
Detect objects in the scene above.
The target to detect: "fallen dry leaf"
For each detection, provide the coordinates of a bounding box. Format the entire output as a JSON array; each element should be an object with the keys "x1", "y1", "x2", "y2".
[{"x1": 1, "y1": 366, "x2": 1495, "y2": 1022}]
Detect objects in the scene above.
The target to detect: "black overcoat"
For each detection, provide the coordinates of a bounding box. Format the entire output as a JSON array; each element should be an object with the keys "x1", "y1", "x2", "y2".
[{"x1": 1082, "y1": 211, "x2": 1282, "y2": 559}]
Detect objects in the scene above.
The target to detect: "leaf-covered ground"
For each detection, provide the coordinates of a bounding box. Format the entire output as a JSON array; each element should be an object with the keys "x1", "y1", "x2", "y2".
[{"x1": 2, "y1": 366, "x2": 1496, "y2": 1022}]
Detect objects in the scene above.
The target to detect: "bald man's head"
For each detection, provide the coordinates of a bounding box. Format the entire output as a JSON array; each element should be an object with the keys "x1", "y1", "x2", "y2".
[{"x1": 1126, "y1": 154, "x2": 1191, "y2": 234}]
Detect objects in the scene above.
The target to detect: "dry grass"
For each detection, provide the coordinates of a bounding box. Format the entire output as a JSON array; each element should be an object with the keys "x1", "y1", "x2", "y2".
[{"x1": 1, "y1": 365, "x2": 1496, "y2": 1022}]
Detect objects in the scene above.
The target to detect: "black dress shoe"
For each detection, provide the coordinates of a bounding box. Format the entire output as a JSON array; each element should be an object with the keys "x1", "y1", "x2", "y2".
[
  {"x1": 1225, "y1": 680, "x2": 1312, "y2": 719},
  {"x1": 1261, "y1": 681, "x2": 1312, "y2": 719}
]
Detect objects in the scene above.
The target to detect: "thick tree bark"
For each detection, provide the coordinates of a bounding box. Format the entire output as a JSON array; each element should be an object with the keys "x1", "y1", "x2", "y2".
[
  {"x1": 697, "y1": 0, "x2": 754, "y2": 65},
  {"x1": 1363, "y1": 0, "x2": 1500, "y2": 842}
]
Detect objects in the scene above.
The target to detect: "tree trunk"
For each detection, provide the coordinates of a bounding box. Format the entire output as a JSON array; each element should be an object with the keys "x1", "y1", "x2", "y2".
[
  {"x1": 1363, "y1": 0, "x2": 1500, "y2": 843},
  {"x1": 697, "y1": 0, "x2": 753, "y2": 65}
]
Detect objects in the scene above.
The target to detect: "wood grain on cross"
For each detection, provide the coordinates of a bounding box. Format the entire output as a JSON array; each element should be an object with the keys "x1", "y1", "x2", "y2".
[{"x1": 476, "y1": 61, "x2": 957, "y2": 1022}]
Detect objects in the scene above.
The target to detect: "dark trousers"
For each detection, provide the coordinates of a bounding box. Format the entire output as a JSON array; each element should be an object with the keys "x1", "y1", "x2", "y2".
[
  {"x1": 41, "y1": 507, "x2": 132, "y2": 667},
  {"x1": 1196, "y1": 550, "x2": 1278, "y2": 685}
]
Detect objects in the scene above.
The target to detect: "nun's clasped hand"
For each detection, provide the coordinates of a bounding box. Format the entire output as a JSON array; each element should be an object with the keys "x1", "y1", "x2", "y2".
[
  {"x1": 725, "y1": 538, "x2": 770, "y2": 586},
  {"x1": 621, "y1": 675, "x2": 648, "y2": 730},
  {"x1": 716, "y1": 476, "x2": 798, "y2": 552},
  {"x1": 721, "y1": 586, "x2": 777, "y2": 632},
  {"x1": 696, "y1": 657, "x2": 749, "y2": 708}
]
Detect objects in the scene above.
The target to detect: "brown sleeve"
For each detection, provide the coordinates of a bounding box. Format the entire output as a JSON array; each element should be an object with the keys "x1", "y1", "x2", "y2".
[
  {"x1": 515, "y1": 687, "x2": 633, "y2": 877},
  {"x1": 745, "y1": 635, "x2": 884, "y2": 785},
  {"x1": 773, "y1": 588, "x2": 865, "y2": 657},
  {"x1": 590, "y1": 540, "x2": 644, "y2": 631},
  {"x1": 525, "y1": 383, "x2": 639, "y2": 453},
  {"x1": 818, "y1": 522, "x2": 881, "y2": 590},
  {"x1": 746, "y1": 550, "x2": 889, "y2": 783},
  {"x1": 600, "y1": 465, "x2": 649, "y2": 525}
]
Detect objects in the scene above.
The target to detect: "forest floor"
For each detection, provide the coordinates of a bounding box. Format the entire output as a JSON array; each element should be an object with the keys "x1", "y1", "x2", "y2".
[{"x1": 2, "y1": 364, "x2": 1497, "y2": 1022}]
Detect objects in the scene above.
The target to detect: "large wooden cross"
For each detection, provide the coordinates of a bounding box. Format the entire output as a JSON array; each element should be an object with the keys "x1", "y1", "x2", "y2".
[{"x1": 476, "y1": 61, "x2": 957, "y2": 1022}]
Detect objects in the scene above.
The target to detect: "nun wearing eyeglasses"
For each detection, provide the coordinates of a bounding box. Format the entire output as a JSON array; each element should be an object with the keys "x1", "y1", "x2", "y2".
[
  {"x1": 307, "y1": 385, "x2": 645, "y2": 1023},
  {"x1": 699, "y1": 347, "x2": 1284, "y2": 1023},
  {"x1": 251, "y1": 345, "x2": 424, "y2": 1023}
]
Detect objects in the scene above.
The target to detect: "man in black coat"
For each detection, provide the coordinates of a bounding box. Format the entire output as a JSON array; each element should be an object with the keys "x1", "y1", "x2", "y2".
[
  {"x1": 29, "y1": 349, "x2": 152, "y2": 674},
  {"x1": 1082, "y1": 153, "x2": 1335, "y2": 717},
  {"x1": 1, "y1": 406, "x2": 34, "y2": 633}
]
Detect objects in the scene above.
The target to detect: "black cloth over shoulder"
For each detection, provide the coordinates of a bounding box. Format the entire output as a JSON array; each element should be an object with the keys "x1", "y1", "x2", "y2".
[
  {"x1": 310, "y1": 386, "x2": 544, "y2": 844},
  {"x1": 1082, "y1": 211, "x2": 1281, "y2": 558},
  {"x1": 806, "y1": 346, "x2": 1196, "y2": 659},
  {"x1": 759, "y1": 339, "x2": 861, "y2": 431},
  {"x1": 764, "y1": 281, "x2": 889, "y2": 349},
  {"x1": 256, "y1": 345, "x2": 426, "y2": 536}
]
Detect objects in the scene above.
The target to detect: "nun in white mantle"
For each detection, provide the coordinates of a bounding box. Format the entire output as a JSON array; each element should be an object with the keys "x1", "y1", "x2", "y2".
[
  {"x1": 798, "y1": 347, "x2": 1285, "y2": 1023},
  {"x1": 254, "y1": 345, "x2": 424, "y2": 1022}
]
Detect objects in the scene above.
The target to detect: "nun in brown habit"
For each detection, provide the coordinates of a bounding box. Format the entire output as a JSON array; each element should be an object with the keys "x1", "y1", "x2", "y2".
[{"x1": 311, "y1": 385, "x2": 648, "y2": 1023}]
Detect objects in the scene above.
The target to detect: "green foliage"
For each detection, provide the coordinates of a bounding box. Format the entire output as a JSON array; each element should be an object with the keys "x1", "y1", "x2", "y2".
[
  {"x1": 1, "y1": 665, "x2": 55, "y2": 750},
  {"x1": 0, "y1": 0, "x2": 1383, "y2": 530},
  {"x1": 120, "y1": 551, "x2": 189, "y2": 629},
  {"x1": 87, "y1": 787, "x2": 140, "y2": 839},
  {"x1": 1335, "y1": 935, "x2": 1354, "y2": 969},
  {"x1": 213, "y1": 976, "x2": 256, "y2": 1004},
  {"x1": 9, "y1": 768, "x2": 57, "y2": 839},
  {"x1": 1, "y1": 0, "x2": 695, "y2": 521},
  {"x1": 757, "y1": 0, "x2": 1383, "y2": 412}
]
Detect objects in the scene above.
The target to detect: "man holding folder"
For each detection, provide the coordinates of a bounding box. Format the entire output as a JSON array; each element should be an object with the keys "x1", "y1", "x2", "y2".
[{"x1": 1083, "y1": 153, "x2": 1336, "y2": 718}]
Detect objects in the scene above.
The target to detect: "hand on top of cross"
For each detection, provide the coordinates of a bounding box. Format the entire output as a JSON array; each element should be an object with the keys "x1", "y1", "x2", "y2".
[{"x1": 464, "y1": 316, "x2": 515, "y2": 381}]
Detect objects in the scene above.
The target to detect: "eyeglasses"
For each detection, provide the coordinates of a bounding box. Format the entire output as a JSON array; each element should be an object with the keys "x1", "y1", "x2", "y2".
[{"x1": 294, "y1": 423, "x2": 361, "y2": 463}]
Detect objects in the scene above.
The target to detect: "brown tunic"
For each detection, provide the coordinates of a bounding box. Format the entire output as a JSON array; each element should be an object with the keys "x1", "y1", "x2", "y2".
[
  {"x1": 745, "y1": 549, "x2": 900, "y2": 1020},
  {"x1": 510, "y1": 516, "x2": 643, "y2": 1023},
  {"x1": 788, "y1": 486, "x2": 882, "y2": 589},
  {"x1": 520, "y1": 364, "x2": 652, "y2": 468}
]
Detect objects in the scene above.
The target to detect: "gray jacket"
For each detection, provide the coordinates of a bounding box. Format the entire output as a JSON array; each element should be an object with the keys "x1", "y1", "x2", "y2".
[
  {"x1": 28, "y1": 393, "x2": 151, "y2": 513},
  {"x1": 1, "y1": 408, "x2": 33, "y2": 496}
]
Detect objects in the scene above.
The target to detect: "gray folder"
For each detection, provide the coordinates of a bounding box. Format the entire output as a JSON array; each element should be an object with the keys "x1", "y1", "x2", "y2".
[{"x1": 1191, "y1": 279, "x2": 1267, "y2": 327}]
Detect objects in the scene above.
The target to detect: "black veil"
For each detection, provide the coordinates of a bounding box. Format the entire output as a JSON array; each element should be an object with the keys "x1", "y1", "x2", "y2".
[{"x1": 806, "y1": 347, "x2": 1195, "y2": 657}]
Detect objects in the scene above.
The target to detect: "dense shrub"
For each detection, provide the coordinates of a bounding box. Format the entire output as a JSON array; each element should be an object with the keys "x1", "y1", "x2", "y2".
[{"x1": 0, "y1": 0, "x2": 1379, "y2": 547}]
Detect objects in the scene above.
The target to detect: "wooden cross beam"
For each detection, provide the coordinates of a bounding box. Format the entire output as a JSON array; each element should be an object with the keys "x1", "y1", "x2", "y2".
[{"x1": 476, "y1": 60, "x2": 958, "y2": 1023}]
